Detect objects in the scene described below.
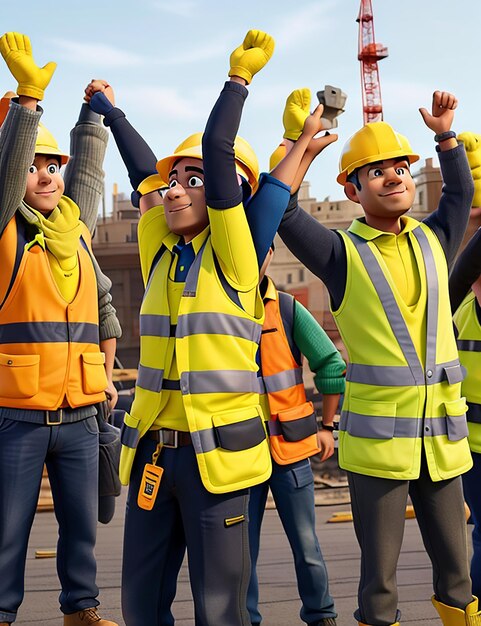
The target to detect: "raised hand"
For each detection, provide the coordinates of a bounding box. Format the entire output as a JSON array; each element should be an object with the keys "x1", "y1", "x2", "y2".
[
  {"x1": 419, "y1": 90, "x2": 458, "y2": 135},
  {"x1": 228, "y1": 29, "x2": 275, "y2": 85},
  {"x1": 0, "y1": 32, "x2": 56, "y2": 101},
  {"x1": 283, "y1": 88, "x2": 311, "y2": 141}
]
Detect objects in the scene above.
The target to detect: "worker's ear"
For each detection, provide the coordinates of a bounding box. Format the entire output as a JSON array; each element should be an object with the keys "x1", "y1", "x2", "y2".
[{"x1": 344, "y1": 181, "x2": 360, "y2": 204}]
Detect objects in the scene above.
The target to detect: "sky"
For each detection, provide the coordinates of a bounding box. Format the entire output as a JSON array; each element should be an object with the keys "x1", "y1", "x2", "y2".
[{"x1": 0, "y1": 0, "x2": 480, "y2": 213}]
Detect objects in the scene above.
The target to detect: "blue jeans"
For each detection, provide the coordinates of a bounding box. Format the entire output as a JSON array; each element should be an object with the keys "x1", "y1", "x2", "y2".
[
  {"x1": 248, "y1": 458, "x2": 336, "y2": 625},
  {"x1": 122, "y1": 437, "x2": 251, "y2": 626},
  {"x1": 0, "y1": 416, "x2": 100, "y2": 623},
  {"x1": 462, "y1": 450, "x2": 481, "y2": 598}
]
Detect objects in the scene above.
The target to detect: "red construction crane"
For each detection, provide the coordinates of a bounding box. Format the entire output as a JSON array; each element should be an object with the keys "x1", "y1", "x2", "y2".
[{"x1": 357, "y1": 0, "x2": 388, "y2": 124}]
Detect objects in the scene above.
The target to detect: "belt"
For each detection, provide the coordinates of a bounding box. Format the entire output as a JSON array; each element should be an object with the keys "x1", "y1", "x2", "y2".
[
  {"x1": 147, "y1": 428, "x2": 192, "y2": 448},
  {"x1": 0, "y1": 405, "x2": 96, "y2": 425}
]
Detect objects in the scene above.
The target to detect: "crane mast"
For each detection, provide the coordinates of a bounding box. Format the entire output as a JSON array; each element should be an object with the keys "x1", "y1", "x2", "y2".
[{"x1": 357, "y1": 0, "x2": 388, "y2": 124}]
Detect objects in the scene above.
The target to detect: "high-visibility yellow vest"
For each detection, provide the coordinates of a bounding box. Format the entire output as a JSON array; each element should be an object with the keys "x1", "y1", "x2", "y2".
[
  {"x1": 0, "y1": 215, "x2": 107, "y2": 409},
  {"x1": 454, "y1": 291, "x2": 481, "y2": 453},
  {"x1": 261, "y1": 279, "x2": 320, "y2": 464},
  {"x1": 120, "y1": 235, "x2": 272, "y2": 493},
  {"x1": 334, "y1": 220, "x2": 472, "y2": 481}
]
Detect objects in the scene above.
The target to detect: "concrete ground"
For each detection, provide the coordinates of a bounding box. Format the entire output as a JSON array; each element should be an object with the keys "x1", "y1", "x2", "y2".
[{"x1": 13, "y1": 483, "x2": 458, "y2": 625}]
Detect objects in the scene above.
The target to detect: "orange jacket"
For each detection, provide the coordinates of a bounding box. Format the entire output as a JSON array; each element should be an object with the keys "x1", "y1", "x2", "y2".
[
  {"x1": 260, "y1": 280, "x2": 320, "y2": 464},
  {"x1": 0, "y1": 216, "x2": 107, "y2": 410}
]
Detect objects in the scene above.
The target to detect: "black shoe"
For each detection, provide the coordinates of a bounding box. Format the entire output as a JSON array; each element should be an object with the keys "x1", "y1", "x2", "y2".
[{"x1": 311, "y1": 619, "x2": 337, "y2": 626}]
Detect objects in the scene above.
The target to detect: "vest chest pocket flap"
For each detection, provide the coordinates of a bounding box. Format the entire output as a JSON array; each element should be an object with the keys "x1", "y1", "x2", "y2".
[
  {"x1": 444, "y1": 398, "x2": 469, "y2": 442},
  {"x1": 269, "y1": 400, "x2": 320, "y2": 465},
  {"x1": 0, "y1": 352, "x2": 40, "y2": 398},
  {"x1": 207, "y1": 405, "x2": 271, "y2": 488},
  {"x1": 81, "y1": 352, "x2": 108, "y2": 395}
]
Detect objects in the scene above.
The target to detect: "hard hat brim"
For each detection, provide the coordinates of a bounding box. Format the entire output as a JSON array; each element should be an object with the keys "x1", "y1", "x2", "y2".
[
  {"x1": 35, "y1": 144, "x2": 69, "y2": 166},
  {"x1": 337, "y1": 151, "x2": 420, "y2": 185},
  {"x1": 156, "y1": 145, "x2": 203, "y2": 185}
]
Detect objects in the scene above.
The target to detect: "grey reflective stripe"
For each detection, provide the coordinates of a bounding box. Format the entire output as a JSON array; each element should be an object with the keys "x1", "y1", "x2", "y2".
[
  {"x1": 346, "y1": 227, "x2": 444, "y2": 386},
  {"x1": 263, "y1": 368, "x2": 303, "y2": 393},
  {"x1": 467, "y1": 402, "x2": 481, "y2": 424},
  {"x1": 120, "y1": 423, "x2": 140, "y2": 448},
  {"x1": 183, "y1": 240, "x2": 207, "y2": 297},
  {"x1": 346, "y1": 363, "x2": 414, "y2": 386},
  {"x1": 177, "y1": 312, "x2": 261, "y2": 343},
  {"x1": 140, "y1": 314, "x2": 171, "y2": 337},
  {"x1": 346, "y1": 231, "x2": 425, "y2": 384},
  {"x1": 414, "y1": 228, "x2": 438, "y2": 385},
  {"x1": 267, "y1": 420, "x2": 282, "y2": 436},
  {"x1": 457, "y1": 339, "x2": 481, "y2": 352},
  {"x1": 190, "y1": 427, "x2": 219, "y2": 454},
  {"x1": 340, "y1": 411, "x2": 422, "y2": 438},
  {"x1": 180, "y1": 370, "x2": 260, "y2": 394},
  {"x1": 137, "y1": 365, "x2": 164, "y2": 393},
  {"x1": 339, "y1": 412, "x2": 467, "y2": 439},
  {"x1": 346, "y1": 359, "x2": 464, "y2": 387},
  {"x1": 0, "y1": 321, "x2": 98, "y2": 344}
]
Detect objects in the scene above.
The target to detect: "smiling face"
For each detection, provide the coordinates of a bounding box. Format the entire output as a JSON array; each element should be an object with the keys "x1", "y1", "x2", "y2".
[
  {"x1": 24, "y1": 154, "x2": 64, "y2": 215},
  {"x1": 344, "y1": 157, "x2": 415, "y2": 232},
  {"x1": 160, "y1": 157, "x2": 208, "y2": 241}
]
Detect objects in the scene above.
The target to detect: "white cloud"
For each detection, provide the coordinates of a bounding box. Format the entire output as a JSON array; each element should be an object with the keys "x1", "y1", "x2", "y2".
[
  {"x1": 152, "y1": 39, "x2": 229, "y2": 66},
  {"x1": 119, "y1": 85, "x2": 208, "y2": 121},
  {"x1": 152, "y1": 0, "x2": 198, "y2": 18},
  {"x1": 274, "y1": 1, "x2": 337, "y2": 51},
  {"x1": 51, "y1": 39, "x2": 145, "y2": 68}
]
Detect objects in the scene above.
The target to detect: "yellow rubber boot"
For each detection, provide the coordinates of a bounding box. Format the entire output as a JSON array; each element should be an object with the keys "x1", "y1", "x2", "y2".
[{"x1": 432, "y1": 596, "x2": 481, "y2": 625}]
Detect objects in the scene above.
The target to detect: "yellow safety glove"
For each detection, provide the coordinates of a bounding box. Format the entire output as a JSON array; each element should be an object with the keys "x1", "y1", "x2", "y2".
[
  {"x1": 283, "y1": 88, "x2": 311, "y2": 141},
  {"x1": 0, "y1": 32, "x2": 56, "y2": 101},
  {"x1": 229, "y1": 29, "x2": 275, "y2": 85}
]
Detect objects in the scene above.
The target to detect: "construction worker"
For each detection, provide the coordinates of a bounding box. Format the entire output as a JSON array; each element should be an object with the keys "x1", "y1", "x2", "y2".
[
  {"x1": 247, "y1": 243, "x2": 345, "y2": 626},
  {"x1": 274, "y1": 87, "x2": 477, "y2": 626},
  {"x1": 450, "y1": 225, "x2": 481, "y2": 601},
  {"x1": 0, "y1": 33, "x2": 121, "y2": 626},
  {"x1": 84, "y1": 30, "x2": 291, "y2": 626}
]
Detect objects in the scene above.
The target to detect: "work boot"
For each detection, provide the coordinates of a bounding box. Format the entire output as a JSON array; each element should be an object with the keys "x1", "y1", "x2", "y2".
[
  {"x1": 358, "y1": 623, "x2": 399, "y2": 626},
  {"x1": 63, "y1": 607, "x2": 118, "y2": 626},
  {"x1": 314, "y1": 619, "x2": 338, "y2": 626},
  {"x1": 432, "y1": 595, "x2": 481, "y2": 625}
]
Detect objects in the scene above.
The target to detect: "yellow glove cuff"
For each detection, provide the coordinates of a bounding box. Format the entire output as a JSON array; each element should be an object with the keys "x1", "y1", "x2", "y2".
[
  {"x1": 228, "y1": 66, "x2": 252, "y2": 84},
  {"x1": 17, "y1": 83, "x2": 44, "y2": 101}
]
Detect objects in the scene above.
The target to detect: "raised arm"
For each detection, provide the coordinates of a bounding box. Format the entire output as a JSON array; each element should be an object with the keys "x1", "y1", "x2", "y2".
[
  {"x1": 420, "y1": 91, "x2": 474, "y2": 267},
  {"x1": 63, "y1": 101, "x2": 109, "y2": 236},
  {"x1": 0, "y1": 32, "x2": 55, "y2": 235},
  {"x1": 449, "y1": 227, "x2": 481, "y2": 313},
  {"x1": 85, "y1": 80, "x2": 158, "y2": 211},
  {"x1": 203, "y1": 30, "x2": 274, "y2": 291}
]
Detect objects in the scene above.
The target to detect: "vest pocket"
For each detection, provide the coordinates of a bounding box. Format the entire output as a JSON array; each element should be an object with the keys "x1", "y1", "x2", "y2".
[
  {"x1": 213, "y1": 408, "x2": 266, "y2": 451},
  {"x1": 444, "y1": 398, "x2": 469, "y2": 441},
  {"x1": 344, "y1": 396, "x2": 397, "y2": 439},
  {"x1": 277, "y1": 401, "x2": 317, "y2": 442},
  {"x1": 81, "y1": 352, "x2": 108, "y2": 394},
  {"x1": 0, "y1": 352, "x2": 40, "y2": 398},
  {"x1": 206, "y1": 405, "x2": 271, "y2": 490}
]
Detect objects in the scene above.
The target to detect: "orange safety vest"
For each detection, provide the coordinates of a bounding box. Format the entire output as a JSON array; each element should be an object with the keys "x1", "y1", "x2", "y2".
[
  {"x1": 260, "y1": 279, "x2": 320, "y2": 465},
  {"x1": 0, "y1": 215, "x2": 107, "y2": 410}
]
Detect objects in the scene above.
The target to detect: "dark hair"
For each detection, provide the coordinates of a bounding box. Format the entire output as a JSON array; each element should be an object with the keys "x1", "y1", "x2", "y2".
[{"x1": 347, "y1": 169, "x2": 361, "y2": 191}]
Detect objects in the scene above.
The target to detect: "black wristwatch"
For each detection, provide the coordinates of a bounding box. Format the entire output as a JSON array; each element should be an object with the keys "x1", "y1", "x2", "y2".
[
  {"x1": 321, "y1": 422, "x2": 335, "y2": 432},
  {"x1": 434, "y1": 130, "x2": 456, "y2": 143}
]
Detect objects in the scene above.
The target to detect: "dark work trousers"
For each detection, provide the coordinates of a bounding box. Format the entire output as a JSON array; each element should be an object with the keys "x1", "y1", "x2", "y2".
[
  {"x1": 122, "y1": 436, "x2": 251, "y2": 626},
  {"x1": 348, "y1": 452, "x2": 472, "y2": 626},
  {"x1": 462, "y1": 450, "x2": 481, "y2": 598},
  {"x1": 248, "y1": 458, "x2": 336, "y2": 625},
  {"x1": 0, "y1": 416, "x2": 100, "y2": 623}
]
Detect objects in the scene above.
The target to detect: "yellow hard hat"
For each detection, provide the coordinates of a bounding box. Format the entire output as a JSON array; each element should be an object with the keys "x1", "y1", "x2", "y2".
[
  {"x1": 269, "y1": 143, "x2": 287, "y2": 171},
  {"x1": 156, "y1": 132, "x2": 259, "y2": 193},
  {"x1": 137, "y1": 173, "x2": 166, "y2": 196},
  {"x1": 35, "y1": 122, "x2": 69, "y2": 165},
  {"x1": 337, "y1": 121, "x2": 419, "y2": 185}
]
